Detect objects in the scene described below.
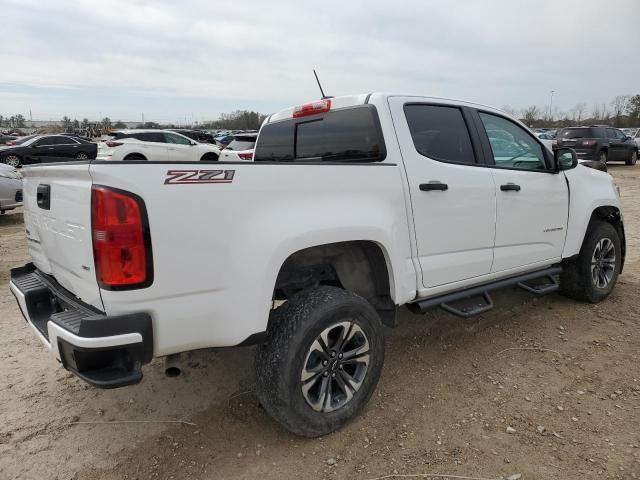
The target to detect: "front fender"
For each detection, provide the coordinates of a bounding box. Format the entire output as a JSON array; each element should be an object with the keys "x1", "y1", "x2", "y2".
[{"x1": 562, "y1": 165, "x2": 622, "y2": 258}]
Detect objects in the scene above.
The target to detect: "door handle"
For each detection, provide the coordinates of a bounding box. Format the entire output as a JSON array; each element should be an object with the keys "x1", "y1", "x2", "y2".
[
  {"x1": 500, "y1": 183, "x2": 521, "y2": 192},
  {"x1": 419, "y1": 182, "x2": 448, "y2": 191},
  {"x1": 37, "y1": 184, "x2": 51, "y2": 210}
]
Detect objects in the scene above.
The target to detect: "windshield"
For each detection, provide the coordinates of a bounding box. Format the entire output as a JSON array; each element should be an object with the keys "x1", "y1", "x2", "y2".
[
  {"x1": 226, "y1": 137, "x2": 256, "y2": 151},
  {"x1": 12, "y1": 134, "x2": 38, "y2": 145},
  {"x1": 15, "y1": 135, "x2": 40, "y2": 146}
]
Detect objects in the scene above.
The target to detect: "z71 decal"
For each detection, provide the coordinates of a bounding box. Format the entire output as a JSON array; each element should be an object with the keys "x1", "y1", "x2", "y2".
[{"x1": 164, "y1": 169, "x2": 235, "y2": 185}]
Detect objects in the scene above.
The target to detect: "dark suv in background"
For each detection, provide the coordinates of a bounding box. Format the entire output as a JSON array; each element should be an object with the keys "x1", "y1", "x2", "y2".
[{"x1": 556, "y1": 126, "x2": 638, "y2": 165}]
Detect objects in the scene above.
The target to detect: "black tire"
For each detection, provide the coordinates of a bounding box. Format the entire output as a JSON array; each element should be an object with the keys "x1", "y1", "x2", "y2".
[
  {"x1": 255, "y1": 286, "x2": 385, "y2": 437},
  {"x1": 200, "y1": 152, "x2": 219, "y2": 161},
  {"x1": 626, "y1": 149, "x2": 638, "y2": 166},
  {"x1": 123, "y1": 153, "x2": 147, "y2": 161},
  {"x1": 561, "y1": 220, "x2": 621, "y2": 303},
  {"x1": 598, "y1": 150, "x2": 608, "y2": 164}
]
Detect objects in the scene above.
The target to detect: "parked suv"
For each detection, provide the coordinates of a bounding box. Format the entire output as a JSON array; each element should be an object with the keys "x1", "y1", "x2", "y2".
[
  {"x1": 556, "y1": 126, "x2": 638, "y2": 165},
  {"x1": 219, "y1": 132, "x2": 258, "y2": 161},
  {"x1": 11, "y1": 93, "x2": 625, "y2": 437},
  {"x1": 98, "y1": 130, "x2": 220, "y2": 161}
]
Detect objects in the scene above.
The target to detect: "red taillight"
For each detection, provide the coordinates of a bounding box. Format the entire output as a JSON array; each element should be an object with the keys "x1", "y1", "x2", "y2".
[
  {"x1": 92, "y1": 186, "x2": 152, "y2": 289},
  {"x1": 106, "y1": 141, "x2": 123, "y2": 147},
  {"x1": 238, "y1": 152, "x2": 253, "y2": 160},
  {"x1": 292, "y1": 99, "x2": 331, "y2": 118},
  {"x1": 581, "y1": 139, "x2": 597, "y2": 147}
]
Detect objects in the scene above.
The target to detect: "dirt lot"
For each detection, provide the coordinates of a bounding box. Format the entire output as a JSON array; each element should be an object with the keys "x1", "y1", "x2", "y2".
[{"x1": 1, "y1": 165, "x2": 639, "y2": 480}]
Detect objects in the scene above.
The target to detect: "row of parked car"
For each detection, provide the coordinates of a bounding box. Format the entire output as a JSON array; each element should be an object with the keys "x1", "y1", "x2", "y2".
[
  {"x1": 535, "y1": 126, "x2": 640, "y2": 166},
  {"x1": 0, "y1": 129, "x2": 260, "y2": 167}
]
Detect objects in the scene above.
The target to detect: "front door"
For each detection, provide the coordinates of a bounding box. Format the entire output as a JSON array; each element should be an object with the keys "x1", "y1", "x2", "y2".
[
  {"x1": 389, "y1": 98, "x2": 496, "y2": 288},
  {"x1": 474, "y1": 111, "x2": 569, "y2": 273},
  {"x1": 164, "y1": 132, "x2": 195, "y2": 161}
]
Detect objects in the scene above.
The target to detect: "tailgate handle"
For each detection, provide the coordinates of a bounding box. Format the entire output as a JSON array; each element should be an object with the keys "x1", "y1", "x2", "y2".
[{"x1": 37, "y1": 184, "x2": 51, "y2": 210}]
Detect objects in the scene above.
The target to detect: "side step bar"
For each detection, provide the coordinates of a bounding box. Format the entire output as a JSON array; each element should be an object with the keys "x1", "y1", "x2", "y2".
[{"x1": 408, "y1": 266, "x2": 562, "y2": 317}]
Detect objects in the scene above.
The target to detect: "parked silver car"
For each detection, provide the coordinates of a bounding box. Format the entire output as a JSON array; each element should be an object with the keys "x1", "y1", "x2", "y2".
[{"x1": 0, "y1": 164, "x2": 22, "y2": 214}]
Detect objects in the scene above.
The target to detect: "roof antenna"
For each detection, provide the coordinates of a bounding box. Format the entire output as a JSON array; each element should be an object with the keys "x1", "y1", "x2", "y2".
[{"x1": 313, "y1": 69, "x2": 332, "y2": 99}]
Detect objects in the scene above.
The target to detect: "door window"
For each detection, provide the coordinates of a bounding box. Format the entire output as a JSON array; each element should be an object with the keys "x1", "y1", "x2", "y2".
[
  {"x1": 478, "y1": 113, "x2": 547, "y2": 170},
  {"x1": 606, "y1": 129, "x2": 618, "y2": 139},
  {"x1": 404, "y1": 104, "x2": 476, "y2": 164},
  {"x1": 164, "y1": 132, "x2": 192, "y2": 145}
]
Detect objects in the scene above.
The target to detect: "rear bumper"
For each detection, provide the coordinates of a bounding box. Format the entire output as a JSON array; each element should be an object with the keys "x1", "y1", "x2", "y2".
[
  {"x1": 10, "y1": 263, "x2": 153, "y2": 388},
  {"x1": 572, "y1": 148, "x2": 599, "y2": 161}
]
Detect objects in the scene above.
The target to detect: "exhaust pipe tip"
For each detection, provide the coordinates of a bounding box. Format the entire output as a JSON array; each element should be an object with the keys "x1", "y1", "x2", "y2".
[{"x1": 165, "y1": 366, "x2": 181, "y2": 378}]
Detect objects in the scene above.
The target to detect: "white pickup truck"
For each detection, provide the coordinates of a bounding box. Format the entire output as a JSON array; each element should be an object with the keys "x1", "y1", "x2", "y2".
[{"x1": 10, "y1": 93, "x2": 625, "y2": 437}]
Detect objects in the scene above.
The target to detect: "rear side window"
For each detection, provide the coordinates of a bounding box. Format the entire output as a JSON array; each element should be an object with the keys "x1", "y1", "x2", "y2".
[
  {"x1": 559, "y1": 128, "x2": 593, "y2": 138},
  {"x1": 254, "y1": 105, "x2": 386, "y2": 162},
  {"x1": 134, "y1": 132, "x2": 165, "y2": 143},
  {"x1": 404, "y1": 104, "x2": 476, "y2": 164}
]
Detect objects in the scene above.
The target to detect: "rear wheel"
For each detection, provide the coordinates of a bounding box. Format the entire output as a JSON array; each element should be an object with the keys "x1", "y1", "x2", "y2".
[
  {"x1": 561, "y1": 221, "x2": 621, "y2": 303},
  {"x1": 599, "y1": 150, "x2": 608, "y2": 163},
  {"x1": 4, "y1": 154, "x2": 21, "y2": 167},
  {"x1": 200, "y1": 152, "x2": 219, "y2": 161},
  {"x1": 255, "y1": 286, "x2": 385, "y2": 437},
  {"x1": 626, "y1": 149, "x2": 637, "y2": 166}
]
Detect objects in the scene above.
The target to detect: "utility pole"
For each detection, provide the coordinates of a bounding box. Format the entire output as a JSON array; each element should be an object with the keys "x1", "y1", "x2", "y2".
[{"x1": 548, "y1": 90, "x2": 555, "y2": 121}]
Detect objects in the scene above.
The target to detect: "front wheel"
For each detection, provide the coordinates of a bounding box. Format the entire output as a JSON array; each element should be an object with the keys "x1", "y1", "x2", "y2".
[
  {"x1": 626, "y1": 150, "x2": 638, "y2": 166},
  {"x1": 255, "y1": 286, "x2": 385, "y2": 437},
  {"x1": 599, "y1": 150, "x2": 608, "y2": 163},
  {"x1": 561, "y1": 221, "x2": 621, "y2": 303}
]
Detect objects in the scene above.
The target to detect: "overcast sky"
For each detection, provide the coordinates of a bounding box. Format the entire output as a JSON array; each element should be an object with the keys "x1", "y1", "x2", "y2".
[{"x1": 1, "y1": 0, "x2": 639, "y2": 123}]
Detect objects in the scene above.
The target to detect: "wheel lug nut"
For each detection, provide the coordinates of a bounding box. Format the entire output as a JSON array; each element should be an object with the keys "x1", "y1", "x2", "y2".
[
  {"x1": 338, "y1": 353, "x2": 343, "y2": 359},
  {"x1": 330, "y1": 351, "x2": 336, "y2": 357},
  {"x1": 322, "y1": 360, "x2": 328, "y2": 366},
  {"x1": 323, "y1": 371, "x2": 329, "y2": 377},
  {"x1": 339, "y1": 364, "x2": 343, "y2": 369},
  {"x1": 332, "y1": 372, "x2": 336, "y2": 377}
]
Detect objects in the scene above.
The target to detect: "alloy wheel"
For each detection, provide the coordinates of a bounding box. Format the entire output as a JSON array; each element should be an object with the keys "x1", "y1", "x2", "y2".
[
  {"x1": 301, "y1": 321, "x2": 370, "y2": 413},
  {"x1": 591, "y1": 237, "x2": 616, "y2": 289},
  {"x1": 5, "y1": 155, "x2": 20, "y2": 167}
]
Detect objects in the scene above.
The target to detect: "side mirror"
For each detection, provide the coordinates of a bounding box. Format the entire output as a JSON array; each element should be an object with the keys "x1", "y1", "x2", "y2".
[
  {"x1": 555, "y1": 147, "x2": 578, "y2": 171},
  {"x1": 190, "y1": 141, "x2": 197, "y2": 146}
]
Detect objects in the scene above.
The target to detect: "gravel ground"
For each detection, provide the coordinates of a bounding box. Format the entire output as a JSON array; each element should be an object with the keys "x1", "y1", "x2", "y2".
[{"x1": 1, "y1": 165, "x2": 639, "y2": 480}]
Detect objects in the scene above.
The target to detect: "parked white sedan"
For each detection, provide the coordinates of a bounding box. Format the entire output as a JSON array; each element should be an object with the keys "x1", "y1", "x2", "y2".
[
  {"x1": 97, "y1": 130, "x2": 220, "y2": 161},
  {"x1": 0, "y1": 164, "x2": 22, "y2": 213}
]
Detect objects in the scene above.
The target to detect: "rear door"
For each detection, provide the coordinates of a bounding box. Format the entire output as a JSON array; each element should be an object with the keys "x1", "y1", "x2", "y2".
[
  {"x1": 389, "y1": 98, "x2": 496, "y2": 288},
  {"x1": 473, "y1": 110, "x2": 569, "y2": 273},
  {"x1": 21, "y1": 164, "x2": 103, "y2": 309}
]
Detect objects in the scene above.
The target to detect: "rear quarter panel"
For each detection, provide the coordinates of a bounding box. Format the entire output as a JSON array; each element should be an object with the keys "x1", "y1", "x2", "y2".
[{"x1": 90, "y1": 161, "x2": 416, "y2": 356}]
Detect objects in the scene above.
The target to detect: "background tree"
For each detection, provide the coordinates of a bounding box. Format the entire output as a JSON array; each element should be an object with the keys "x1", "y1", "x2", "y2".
[
  {"x1": 626, "y1": 95, "x2": 640, "y2": 124},
  {"x1": 81, "y1": 118, "x2": 89, "y2": 129},
  {"x1": 62, "y1": 116, "x2": 72, "y2": 130},
  {"x1": 611, "y1": 95, "x2": 630, "y2": 127},
  {"x1": 101, "y1": 117, "x2": 112, "y2": 128},
  {"x1": 570, "y1": 103, "x2": 587, "y2": 125},
  {"x1": 521, "y1": 106, "x2": 540, "y2": 126},
  {"x1": 113, "y1": 120, "x2": 127, "y2": 129},
  {"x1": 72, "y1": 118, "x2": 80, "y2": 129}
]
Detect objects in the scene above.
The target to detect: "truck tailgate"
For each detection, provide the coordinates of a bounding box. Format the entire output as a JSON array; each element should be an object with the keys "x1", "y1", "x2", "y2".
[{"x1": 21, "y1": 164, "x2": 103, "y2": 310}]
